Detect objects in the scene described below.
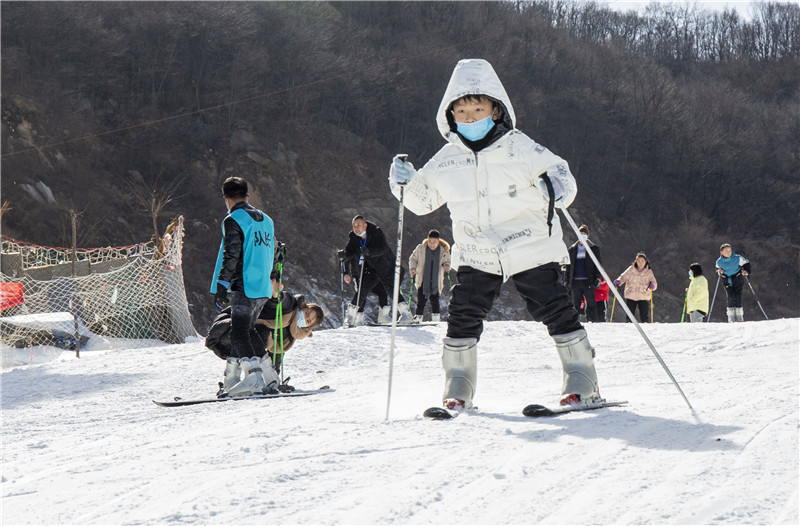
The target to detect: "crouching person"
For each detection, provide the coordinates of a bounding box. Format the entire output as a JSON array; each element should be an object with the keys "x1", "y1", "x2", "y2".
[{"x1": 206, "y1": 287, "x2": 324, "y2": 397}]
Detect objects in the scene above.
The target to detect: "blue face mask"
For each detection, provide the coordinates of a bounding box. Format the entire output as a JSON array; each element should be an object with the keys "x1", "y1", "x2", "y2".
[
  {"x1": 296, "y1": 311, "x2": 307, "y2": 328},
  {"x1": 456, "y1": 116, "x2": 495, "y2": 142},
  {"x1": 688, "y1": 270, "x2": 693, "y2": 278},
  {"x1": 357, "y1": 230, "x2": 366, "y2": 238},
  {"x1": 579, "y1": 234, "x2": 588, "y2": 243}
]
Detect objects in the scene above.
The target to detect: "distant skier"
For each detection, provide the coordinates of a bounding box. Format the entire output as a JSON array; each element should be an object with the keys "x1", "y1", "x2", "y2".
[
  {"x1": 594, "y1": 279, "x2": 609, "y2": 322},
  {"x1": 715, "y1": 243, "x2": 751, "y2": 322},
  {"x1": 388, "y1": 58, "x2": 602, "y2": 413},
  {"x1": 686, "y1": 263, "x2": 709, "y2": 323},
  {"x1": 338, "y1": 215, "x2": 413, "y2": 326},
  {"x1": 408, "y1": 229, "x2": 451, "y2": 323},
  {"x1": 210, "y1": 176, "x2": 276, "y2": 397},
  {"x1": 613, "y1": 252, "x2": 657, "y2": 323},
  {"x1": 566, "y1": 224, "x2": 602, "y2": 322}
]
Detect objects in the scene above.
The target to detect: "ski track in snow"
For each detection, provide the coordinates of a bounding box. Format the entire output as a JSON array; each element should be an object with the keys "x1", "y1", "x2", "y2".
[{"x1": 2, "y1": 319, "x2": 798, "y2": 525}]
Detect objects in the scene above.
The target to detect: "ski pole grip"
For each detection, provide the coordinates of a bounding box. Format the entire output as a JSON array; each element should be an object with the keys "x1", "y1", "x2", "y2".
[{"x1": 395, "y1": 154, "x2": 409, "y2": 186}]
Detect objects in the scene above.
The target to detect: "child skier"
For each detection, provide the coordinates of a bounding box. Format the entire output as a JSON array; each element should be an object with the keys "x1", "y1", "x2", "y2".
[
  {"x1": 715, "y1": 243, "x2": 751, "y2": 322},
  {"x1": 388, "y1": 58, "x2": 601, "y2": 413},
  {"x1": 686, "y1": 263, "x2": 709, "y2": 323}
]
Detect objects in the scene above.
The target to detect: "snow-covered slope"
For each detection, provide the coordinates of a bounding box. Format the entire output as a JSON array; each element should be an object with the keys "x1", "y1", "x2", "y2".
[{"x1": 2, "y1": 319, "x2": 798, "y2": 524}]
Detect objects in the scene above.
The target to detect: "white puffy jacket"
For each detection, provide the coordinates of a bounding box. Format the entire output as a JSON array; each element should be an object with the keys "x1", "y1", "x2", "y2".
[{"x1": 389, "y1": 59, "x2": 577, "y2": 281}]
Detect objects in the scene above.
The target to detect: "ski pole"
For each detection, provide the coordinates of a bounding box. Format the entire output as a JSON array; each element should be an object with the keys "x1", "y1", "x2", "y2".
[
  {"x1": 339, "y1": 258, "x2": 347, "y2": 323},
  {"x1": 408, "y1": 276, "x2": 414, "y2": 310},
  {"x1": 558, "y1": 203, "x2": 694, "y2": 411},
  {"x1": 680, "y1": 291, "x2": 687, "y2": 323},
  {"x1": 650, "y1": 293, "x2": 654, "y2": 323},
  {"x1": 348, "y1": 255, "x2": 366, "y2": 326},
  {"x1": 386, "y1": 155, "x2": 408, "y2": 421},
  {"x1": 745, "y1": 275, "x2": 768, "y2": 320},
  {"x1": 610, "y1": 295, "x2": 616, "y2": 322},
  {"x1": 707, "y1": 274, "x2": 721, "y2": 322},
  {"x1": 273, "y1": 260, "x2": 285, "y2": 381}
]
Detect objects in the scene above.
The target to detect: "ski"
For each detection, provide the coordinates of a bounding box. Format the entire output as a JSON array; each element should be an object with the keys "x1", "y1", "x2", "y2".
[
  {"x1": 522, "y1": 399, "x2": 627, "y2": 417},
  {"x1": 423, "y1": 404, "x2": 477, "y2": 420},
  {"x1": 423, "y1": 406, "x2": 460, "y2": 420},
  {"x1": 365, "y1": 322, "x2": 440, "y2": 327},
  {"x1": 153, "y1": 386, "x2": 332, "y2": 407}
]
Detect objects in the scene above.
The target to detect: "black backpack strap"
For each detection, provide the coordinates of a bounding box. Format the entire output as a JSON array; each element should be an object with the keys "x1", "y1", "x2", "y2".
[{"x1": 538, "y1": 174, "x2": 555, "y2": 236}]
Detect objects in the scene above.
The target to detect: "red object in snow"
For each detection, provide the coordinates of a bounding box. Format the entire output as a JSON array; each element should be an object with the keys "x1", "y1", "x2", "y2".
[{"x1": 0, "y1": 282, "x2": 24, "y2": 310}]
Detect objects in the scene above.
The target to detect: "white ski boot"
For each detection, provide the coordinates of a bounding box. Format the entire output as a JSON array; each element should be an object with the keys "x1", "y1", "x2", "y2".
[
  {"x1": 225, "y1": 357, "x2": 268, "y2": 397},
  {"x1": 430, "y1": 313, "x2": 441, "y2": 323},
  {"x1": 344, "y1": 304, "x2": 359, "y2": 327},
  {"x1": 727, "y1": 307, "x2": 736, "y2": 322},
  {"x1": 554, "y1": 329, "x2": 600, "y2": 406},
  {"x1": 216, "y1": 357, "x2": 241, "y2": 398},
  {"x1": 396, "y1": 303, "x2": 414, "y2": 324},
  {"x1": 735, "y1": 307, "x2": 744, "y2": 322},
  {"x1": 259, "y1": 355, "x2": 280, "y2": 394},
  {"x1": 377, "y1": 306, "x2": 393, "y2": 325},
  {"x1": 441, "y1": 337, "x2": 478, "y2": 410}
]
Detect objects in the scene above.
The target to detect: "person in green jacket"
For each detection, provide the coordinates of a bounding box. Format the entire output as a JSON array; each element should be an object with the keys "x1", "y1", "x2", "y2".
[{"x1": 686, "y1": 263, "x2": 709, "y2": 323}]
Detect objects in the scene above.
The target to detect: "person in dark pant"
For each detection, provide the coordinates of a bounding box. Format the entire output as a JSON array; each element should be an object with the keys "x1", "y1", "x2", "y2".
[
  {"x1": 388, "y1": 58, "x2": 602, "y2": 413},
  {"x1": 566, "y1": 224, "x2": 602, "y2": 322},
  {"x1": 409, "y1": 229, "x2": 452, "y2": 323},
  {"x1": 715, "y1": 243, "x2": 751, "y2": 322},
  {"x1": 210, "y1": 176, "x2": 277, "y2": 398},
  {"x1": 338, "y1": 215, "x2": 413, "y2": 326},
  {"x1": 613, "y1": 253, "x2": 657, "y2": 323}
]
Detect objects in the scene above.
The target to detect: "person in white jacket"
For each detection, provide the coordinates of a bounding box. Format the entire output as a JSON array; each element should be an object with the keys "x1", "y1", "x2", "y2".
[{"x1": 388, "y1": 58, "x2": 601, "y2": 414}]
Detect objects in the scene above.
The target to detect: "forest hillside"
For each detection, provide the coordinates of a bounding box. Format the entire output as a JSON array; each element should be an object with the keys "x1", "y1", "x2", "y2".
[{"x1": 2, "y1": 1, "x2": 798, "y2": 331}]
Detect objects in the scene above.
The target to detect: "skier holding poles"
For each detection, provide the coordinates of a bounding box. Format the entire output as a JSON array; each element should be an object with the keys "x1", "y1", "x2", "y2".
[
  {"x1": 408, "y1": 229, "x2": 452, "y2": 323},
  {"x1": 339, "y1": 215, "x2": 413, "y2": 326},
  {"x1": 388, "y1": 58, "x2": 602, "y2": 416},
  {"x1": 715, "y1": 243, "x2": 752, "y2": 322}
]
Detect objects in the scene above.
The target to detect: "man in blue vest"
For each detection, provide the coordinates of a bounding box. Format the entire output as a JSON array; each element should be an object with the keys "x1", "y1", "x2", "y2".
[{"x1": 210, "y1": 177, "x2": 278, "y2": 397}]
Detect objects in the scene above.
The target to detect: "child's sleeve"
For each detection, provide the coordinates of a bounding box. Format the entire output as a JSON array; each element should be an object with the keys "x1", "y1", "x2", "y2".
[{"x1": 389, "y1": 163, "x2": 446, "y2": 216}]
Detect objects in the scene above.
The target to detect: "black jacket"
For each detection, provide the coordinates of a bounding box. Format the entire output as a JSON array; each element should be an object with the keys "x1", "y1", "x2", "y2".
[
  {"x1": 566, "y1": 240, "x2": 602, "y2": 289},
  {"x1": 341, "y1": 222, "x2": 398, "y2": 284}
]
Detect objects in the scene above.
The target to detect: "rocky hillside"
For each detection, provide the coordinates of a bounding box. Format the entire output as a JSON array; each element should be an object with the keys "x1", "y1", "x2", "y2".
[{"x1": 2, "y1": 2, "x2": 798, "y2": 331}]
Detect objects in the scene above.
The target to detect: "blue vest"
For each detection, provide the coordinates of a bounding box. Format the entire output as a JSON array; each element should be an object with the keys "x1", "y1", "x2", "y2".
[{"x1": 210, "y1": 207, "x2": 274, "y2": 298}]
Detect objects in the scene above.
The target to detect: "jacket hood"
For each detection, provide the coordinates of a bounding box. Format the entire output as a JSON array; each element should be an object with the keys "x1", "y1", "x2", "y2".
[{"x1": 436, "y1": 59, "x2": 516, "y2": 140}]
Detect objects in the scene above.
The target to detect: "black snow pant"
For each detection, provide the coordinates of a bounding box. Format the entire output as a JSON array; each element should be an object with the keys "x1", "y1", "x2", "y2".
[
  {"x1": 229, "y1": 292, "x2": 268, "y2": 359},
  {"x1": 446, "y1": 264, "x2": 582, "y2": 341},
  {"x1": 416, "y1": 287, "x2": 440, "y2": 315},
  {"x1": 351, "y1": 269, "x2": 389, "y2": 311},
  {"x1": 595, "y1": 299, "x2": 607, "y2": 322},
  {"x1": 570, "y1": 279, "x2": 597, "y2": 322},
  {"x1": 625, "y1": 299, "x2": 650, "y2": 323},
  {"x1": 725, "y1": 284, "x2": 744, "y2": 308}
]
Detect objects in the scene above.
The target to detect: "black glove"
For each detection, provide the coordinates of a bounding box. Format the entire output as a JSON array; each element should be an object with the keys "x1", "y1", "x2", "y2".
[
  {"x1": 358, "y1": 245, "x2": 370, "y2": 257},
  {"x1": 337, "y1": 250, "x2": 348, "y2": 262},
  {"x1": 214, "y1": 284, "x2": 230, "y2": 310},
  {"x1": 275, "y1": 242, "x2": 286, "y2": 262}
]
